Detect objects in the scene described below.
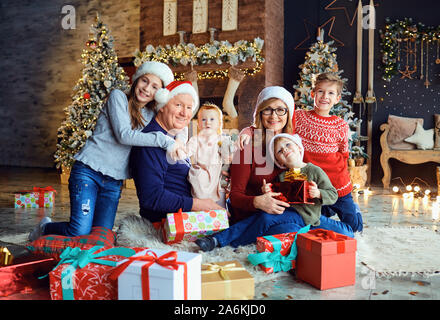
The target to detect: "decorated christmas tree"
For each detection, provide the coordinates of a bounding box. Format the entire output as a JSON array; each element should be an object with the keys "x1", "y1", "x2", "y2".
[
  {"x1": 54, "y1": 15, "x2": 129, "y2": 170},
  {"x1": 293, "y1": 40, "x2": 367, "y2": 159}
]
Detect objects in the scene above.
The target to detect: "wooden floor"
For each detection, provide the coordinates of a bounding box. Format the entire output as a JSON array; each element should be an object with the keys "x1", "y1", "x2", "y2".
[{"x1": 1, "y1": 166, "x2": 440, "y2": 300}]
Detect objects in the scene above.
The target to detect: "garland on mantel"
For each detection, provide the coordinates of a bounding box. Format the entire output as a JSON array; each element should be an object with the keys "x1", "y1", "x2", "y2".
[
  {"x1": 133, "y1": 38, "x2": 265, "y2": 80},
  {"x1": 379, "y1": 17, "x2": 440, "y2": 82}
]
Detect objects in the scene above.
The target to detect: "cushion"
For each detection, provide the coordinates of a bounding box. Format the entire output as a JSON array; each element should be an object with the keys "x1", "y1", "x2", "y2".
[
  {"x1": 434, "y1": 114, "x2": 440, "y2": 150},
  {"x1": 404, "y1": 122, "x2": 435, "y2": 150},
  {"x1": 387, "y1": 115, "x2": 424, "y2": 150},
  {"x1": 26, "y1": 226, "x2": 116, "y2": 260}
]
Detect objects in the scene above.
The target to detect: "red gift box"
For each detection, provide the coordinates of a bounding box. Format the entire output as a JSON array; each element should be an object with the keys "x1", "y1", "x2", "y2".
[
  {"x1": 0, "y1": 255, "x2": 56, "y2": 298},
  {"x1": 272, "y1": 180, "x2": 314, "y2": 205},
  {"x1": 49, "y1": 246, "x2": 143, "y2": 300},
  {"x1": 256, "y1": 233, "x2": 297, "y2": 273},
  {"x1": 296, "y1": 229, "x2": 357, "y2": 290}
]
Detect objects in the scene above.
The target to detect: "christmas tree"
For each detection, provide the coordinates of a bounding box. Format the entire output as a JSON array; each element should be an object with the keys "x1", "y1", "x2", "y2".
[
  {"x1": 293, "y1": 40, "x2": 367, "y2": 159},
  {"x1": 54, "y1": 15, "x2": 129, "y2": 170}
]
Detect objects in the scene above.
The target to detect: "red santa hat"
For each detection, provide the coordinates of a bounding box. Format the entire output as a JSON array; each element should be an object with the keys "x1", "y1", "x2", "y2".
[{"x1": 154, "y1": 81, "x2": 199, "y2": 115}]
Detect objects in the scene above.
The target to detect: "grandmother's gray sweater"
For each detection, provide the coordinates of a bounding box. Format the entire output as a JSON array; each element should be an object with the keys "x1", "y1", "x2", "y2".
[{"x1": 74, "y1": 89, "x2": 184, "y2": 180}]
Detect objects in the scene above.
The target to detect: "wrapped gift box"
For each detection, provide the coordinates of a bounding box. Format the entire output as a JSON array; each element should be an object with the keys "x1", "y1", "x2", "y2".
[
  {"x1": 272, "y1": 180, "x2": 313, "y2": 205},
  {"x1": 201, "y1": 260, "x2": 254, "y2": 300},
  {"x1": 255, "y1": 233, "x2": 298, "y2": 273},
  {"x1": 49, "y1": 246, "x2": 140, "y2": 300},
  {"x1": 14, "y1": 187, "x2": 56, "y2": 208},
  {"x1": 0, "y1": 254, "x2": 56, "y2": 297},
  {"x1": 162, "y1": 209, "x2": 229, "y2": 244},
  {"x1": 296, "y1": 229, "x2": 357, "y2": 290},
  {"x1": 248, "y1": 225, "x2": 310, "y2": 274},
  {"x1": 113, "y1": 248, "x2": 201, "y2": 300}
]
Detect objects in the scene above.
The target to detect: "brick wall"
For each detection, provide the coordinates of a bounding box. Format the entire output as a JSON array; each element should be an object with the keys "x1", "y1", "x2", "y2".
[
  {"x1": 0, "y1": 0, "x2": 284, "y2": 168},
  {"x1": 140, "y1": 0, "x2": 284, "y2": 130},
  {"x1": 0, "y1": 0, "x2": 139, "y2": 168}
]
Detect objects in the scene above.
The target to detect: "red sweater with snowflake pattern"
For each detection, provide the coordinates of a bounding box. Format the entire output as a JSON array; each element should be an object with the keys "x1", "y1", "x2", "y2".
[{"x1": 295, "y1": 109, "x2": 352, "y2": 197}]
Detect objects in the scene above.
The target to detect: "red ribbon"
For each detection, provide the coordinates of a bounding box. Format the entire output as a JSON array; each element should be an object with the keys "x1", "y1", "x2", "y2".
[
  {"x1": 17, "y1": 186, "x2": 57, "y2": 208},
  {"x1": 163, "y1": 208, "x2": 185, "y2": 244},
  {"x1": 110, "y1": 250, "x2": 188, "y2": 300},
  {"x1": 305, "y1": 229, "x2": 346, "y2": 254}
]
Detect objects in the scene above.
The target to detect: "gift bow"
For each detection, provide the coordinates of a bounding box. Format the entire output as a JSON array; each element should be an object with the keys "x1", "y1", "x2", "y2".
[
  {"x1": 201, "y1": 262, "x2": 245, "y2": 280},
  {"x1": 110, "y1": 250, "x2": 181, "y2": 280},
  {"x1": 110, "y1": 250, "x2": 188, "y2": 300},
  {"x1": 284, "y1": 168, "x2": 307, "y2": 182},
  {"x1": 40, "y1": 246, "x2": 136, "y2": 300},
  {"x1": 17, "y1": 186, "x2": 57, "y2": 207},
  {"x1": 247, "y1": 225, "x2": 311, "y2": 273},
  {"x1": 201, "y1": 262, "x2": 246, "y2": 299},
  {"x1": 305, "y1": 229, "x2": 347, "y2": 254}
]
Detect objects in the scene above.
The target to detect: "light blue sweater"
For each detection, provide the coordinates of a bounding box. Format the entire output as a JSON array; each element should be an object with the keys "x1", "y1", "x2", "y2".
[{"x1": 74, "y1": 89, "x2": 186, "y2": 180}]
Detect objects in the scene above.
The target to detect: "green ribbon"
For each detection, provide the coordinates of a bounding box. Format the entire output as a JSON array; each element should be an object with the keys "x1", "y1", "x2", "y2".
[
  {"x1": 248, "y1": 225, "x2": 311, "y2": 273},
  {"x1": 41, "y1": 246, "x2": 136, "y2": 300}
]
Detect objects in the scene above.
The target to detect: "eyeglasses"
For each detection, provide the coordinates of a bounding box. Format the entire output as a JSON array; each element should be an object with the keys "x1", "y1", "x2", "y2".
[{"x1": 261, "y1": 108, "x2": 288, "y2": 116}]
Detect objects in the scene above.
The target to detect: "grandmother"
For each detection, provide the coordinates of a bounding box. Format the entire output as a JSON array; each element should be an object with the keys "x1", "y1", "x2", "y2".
[{"x1": 228, "y1": 86, "x2": 296, "y2": 223}]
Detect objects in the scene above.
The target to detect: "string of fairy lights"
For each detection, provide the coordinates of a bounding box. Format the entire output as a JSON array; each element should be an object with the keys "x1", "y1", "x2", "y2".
[
  {"x1": 133, "y1": 38, "x2": 265, "y2": 81},
  {"x1": 379, "y1": 17, "x2": 440, "y2": 82}
]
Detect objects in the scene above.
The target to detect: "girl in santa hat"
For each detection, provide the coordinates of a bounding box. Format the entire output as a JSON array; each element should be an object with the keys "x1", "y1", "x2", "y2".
[{"x1": 29, "y1": 62, "x2": 187, "y2": 240}]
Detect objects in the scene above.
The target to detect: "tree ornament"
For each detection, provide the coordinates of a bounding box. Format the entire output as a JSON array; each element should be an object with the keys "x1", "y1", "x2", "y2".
[
  {"x1": 87, "y1": 40, "x2": 97, "y2": 49},
  {"x1": 83, "y1": 93, "x2": 91, "y2": 99}
]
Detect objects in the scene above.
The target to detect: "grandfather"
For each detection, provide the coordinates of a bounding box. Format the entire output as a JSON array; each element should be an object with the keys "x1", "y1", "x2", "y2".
[{"x1": 129, "y1": 81, "x2": 223, "y2": 225}]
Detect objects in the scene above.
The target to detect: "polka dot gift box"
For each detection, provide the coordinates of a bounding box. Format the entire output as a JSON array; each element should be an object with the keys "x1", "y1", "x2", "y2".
[
  {"x1": 162, "y1": 209, "x2": 229, "y2": 244},
  {"x1": 14, "y1": 186, "x2": 56, "y2": 208}
]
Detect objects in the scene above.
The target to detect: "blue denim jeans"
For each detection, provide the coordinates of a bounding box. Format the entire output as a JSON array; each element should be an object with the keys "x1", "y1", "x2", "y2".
[
  {"x1": 214, "y1": 208, "x2": 354, "y2": 248},
  {"x1": 43, "y1": 161, "x2": 123, "y2": 237},
  {"x1": 321, "y1": 193, "x2": 364, "y2": 232}
]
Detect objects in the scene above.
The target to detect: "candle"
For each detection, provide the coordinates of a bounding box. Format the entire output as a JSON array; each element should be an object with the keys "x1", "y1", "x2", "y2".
[
  {"x1": 365, "y1": 0, "x2": 376, "y2": 103},
  {"x1": 353, "y1": 0, "x2": 363, "y2": 104}
]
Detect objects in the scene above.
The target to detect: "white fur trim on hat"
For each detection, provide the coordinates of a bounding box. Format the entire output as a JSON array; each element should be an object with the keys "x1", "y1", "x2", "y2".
[
  {"x1": 132, "y1": 61, "x2": 174, "y2": 87},
  {"x1": 154, "y1": 81, "x2": 199, "y2": 116},
  {"x1": 268, "y1": 133, "x2": 304, "y2": 169},
  {"x1": 253, "y1": 86, "x2": 295, "y2": 123}
]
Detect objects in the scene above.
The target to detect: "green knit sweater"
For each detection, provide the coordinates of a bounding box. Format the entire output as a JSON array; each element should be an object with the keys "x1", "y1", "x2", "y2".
[{"x1": 278, "y1": 163, "x2": 338, "y2": 226}]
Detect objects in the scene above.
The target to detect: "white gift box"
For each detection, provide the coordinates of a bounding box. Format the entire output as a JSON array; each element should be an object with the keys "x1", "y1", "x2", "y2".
[{"x1": 116, "y1": 248, "x2": 201, "y2": 300}]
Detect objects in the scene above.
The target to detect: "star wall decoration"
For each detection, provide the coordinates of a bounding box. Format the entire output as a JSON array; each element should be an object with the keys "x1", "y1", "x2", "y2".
[
  {"x1": 294, "y1": 16, "x2": 344, "y2": 50},
  {"x1": 324, "y1": 0, "x2": 380, "y2": 27},
  {"x1": 399, "y1": 65, "x2": 416, "y2": 80}
]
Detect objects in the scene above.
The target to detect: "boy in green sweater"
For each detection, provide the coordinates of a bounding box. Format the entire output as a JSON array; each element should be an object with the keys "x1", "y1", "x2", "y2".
[{"x1": 196, "y1": 134, "x2": 354, "y2": 252}]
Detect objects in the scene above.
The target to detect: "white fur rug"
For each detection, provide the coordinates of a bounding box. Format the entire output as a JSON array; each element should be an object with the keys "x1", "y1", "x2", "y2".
[
  {"x1": 115, "y1": 215, "x2": 291, "y2": 283},
  {"x1": 355, "y1": 226, "x2": 440, "y2": 278}
]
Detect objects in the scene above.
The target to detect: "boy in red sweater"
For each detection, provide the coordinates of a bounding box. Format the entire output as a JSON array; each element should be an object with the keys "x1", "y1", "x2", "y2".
[{"x1": 294, "y1": 73, "x2": 363, "y2": 232}]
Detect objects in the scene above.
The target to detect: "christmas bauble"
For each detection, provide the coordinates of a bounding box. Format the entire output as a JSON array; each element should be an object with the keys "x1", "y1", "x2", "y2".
[
  {"x1": 87, "y1": 40, "x2": 97, "y2": 49},
  {"x1": 84, "y1": 93, "x2": 91, "y2": 99},
  {"x1": 104, "y1": 80, "x2": 112, "y2": 88}
]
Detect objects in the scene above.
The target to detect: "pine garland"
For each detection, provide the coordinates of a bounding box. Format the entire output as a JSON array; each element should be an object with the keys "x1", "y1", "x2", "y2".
[{"x1": 133, "y1": 38, "x2": 265, "y2": 80}]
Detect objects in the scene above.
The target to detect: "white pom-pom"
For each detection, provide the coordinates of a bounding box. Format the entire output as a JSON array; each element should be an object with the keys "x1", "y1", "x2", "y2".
[{"x1": 154, "y1": 88, "x2": 170, "y2": 104}]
